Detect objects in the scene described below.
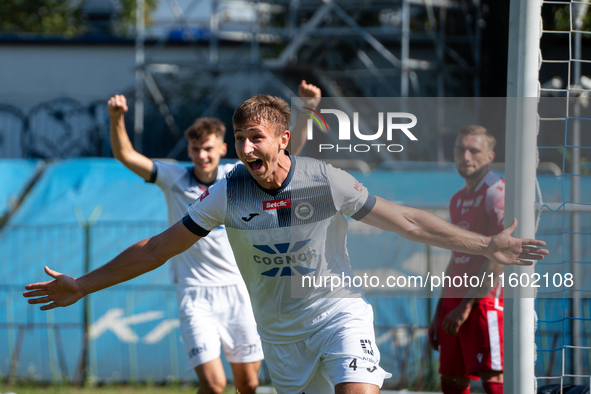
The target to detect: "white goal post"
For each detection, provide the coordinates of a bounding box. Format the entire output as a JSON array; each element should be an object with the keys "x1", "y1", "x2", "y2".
[{"x1": 505, "y1": 0, "x2": 542, "y2": 392}]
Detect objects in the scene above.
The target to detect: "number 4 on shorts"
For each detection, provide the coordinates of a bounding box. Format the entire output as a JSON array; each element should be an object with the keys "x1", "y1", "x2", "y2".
[{"x1": 349, "y1": 358, "x2": 357, "y2": 371}]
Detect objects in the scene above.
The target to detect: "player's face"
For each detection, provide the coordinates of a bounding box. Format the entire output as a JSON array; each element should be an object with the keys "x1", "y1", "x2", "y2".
[
  {"x1": 187, "y1": 134, "x2": 227, "y2": 180},
  {"x1": 234, "y1": 119, "x2": 290, "y2": 187},
  {"x1": 454, "y1": 134, "x2": 495, "y2": 180}
]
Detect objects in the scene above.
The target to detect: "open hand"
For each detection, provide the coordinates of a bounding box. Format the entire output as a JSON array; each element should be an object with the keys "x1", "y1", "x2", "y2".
[
  {"x1": 298, "y1": 80, "x2": 321, "y2": 108},
  {"x1": 107, "y1": 95, "x2": 128, "y2": 118},
  {"x1": 23, "y1": 266, "x2": 84, "y2": 310},
  {"x1": 486, "y1": 219, "x2": 549, "y2": 266}
]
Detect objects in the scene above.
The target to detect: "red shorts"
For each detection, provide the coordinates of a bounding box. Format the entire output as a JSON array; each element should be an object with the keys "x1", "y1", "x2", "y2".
[{"x1": 438, "y1": 298, "x2": 503, "y2": 379}]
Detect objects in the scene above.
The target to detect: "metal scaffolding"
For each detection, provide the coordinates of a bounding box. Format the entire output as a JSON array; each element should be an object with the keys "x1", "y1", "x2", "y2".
[{"x1": 134, "y1": 0, "x2": 483, "y2": 161}]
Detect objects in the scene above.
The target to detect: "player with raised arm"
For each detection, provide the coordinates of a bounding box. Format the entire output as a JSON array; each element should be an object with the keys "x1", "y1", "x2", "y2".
[
  {"x1": 25, "y1": 98, "x2": 548, "y2": 394},
  {"x1": 428, "y1": 125, "x2": 506, "y2": 394},
  {"x1": 105, "y1": 80, "x2": 321, "y2": 394}
]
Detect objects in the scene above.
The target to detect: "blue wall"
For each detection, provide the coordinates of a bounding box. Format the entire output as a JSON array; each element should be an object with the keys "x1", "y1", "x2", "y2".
[{"x1": 1, "y1": 158, "x2": 589, "y2": 388}]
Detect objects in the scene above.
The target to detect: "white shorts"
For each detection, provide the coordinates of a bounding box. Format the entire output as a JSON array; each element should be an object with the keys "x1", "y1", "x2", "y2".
[
  {"x1": 261, "y1": 299, "x2": 391, "y2": 394},
  {"x1": 177, "y1": 283, "x2": 264, "y2": 369}
]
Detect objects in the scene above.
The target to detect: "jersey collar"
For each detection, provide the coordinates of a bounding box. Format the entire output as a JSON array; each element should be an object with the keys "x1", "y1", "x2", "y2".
[
  {"x1": 188, "y1": 166, "x2": 218, "y2": 187},
  {"x1": 473, "y1": 170, "x2": 492, "y2": 193}
]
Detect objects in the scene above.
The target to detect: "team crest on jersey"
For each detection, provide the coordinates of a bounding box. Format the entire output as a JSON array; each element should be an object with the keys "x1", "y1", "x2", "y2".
[
  {"x1": 263, "y1": 198, "x2": 291, "y2": 210},
  {"x1": 457, "y1": 221, "x2": 469, "y2": 230},
  {"x1": 295, "y1": 202, "x2": 314, "y2": 220}
]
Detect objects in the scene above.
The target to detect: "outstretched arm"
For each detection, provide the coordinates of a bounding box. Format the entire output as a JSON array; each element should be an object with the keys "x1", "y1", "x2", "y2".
[
  {"x1": 108, "y1": 95, "x2": 154, "y2": 181},
  {"x1": 24, "y1": 221, "x2": 201, "y2": 310},
  {"x1": 360, "y1": 196, "x2": 548, "y2": 266},
  {"x1": 289, "y1": 80, "x2": 322, "y2": 155}
]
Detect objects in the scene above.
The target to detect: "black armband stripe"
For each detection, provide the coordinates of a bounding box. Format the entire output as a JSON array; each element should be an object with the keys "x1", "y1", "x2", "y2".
[
  {"x1": 351, "y1": 194, "x2": 377, "y2": 221},
  {"x1": 147, "y1": 161, "x2": 158, "y2": 183},
  {"x1": 182, "y1": 215, "x2": 211, "y2": 237}
]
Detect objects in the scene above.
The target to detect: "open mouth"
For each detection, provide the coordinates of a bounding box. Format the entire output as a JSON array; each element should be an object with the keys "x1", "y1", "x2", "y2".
[{"x1": 246, "y1": 158, "x2": 263, "y2": 172}]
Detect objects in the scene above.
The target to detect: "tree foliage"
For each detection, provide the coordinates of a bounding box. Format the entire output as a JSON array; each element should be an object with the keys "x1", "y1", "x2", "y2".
[
  {"x1": 552, "y1": 4, "x2": 591, "y2": 33},
  {"x1": 0, "y1": 0, "x2": 158, "y2": 37},
  {"x1": 115, "y1": 0, "x2": 159, "y2": 36},
  {"x1": 0, "y1": 0, "x2": 84, "y2": 35}
]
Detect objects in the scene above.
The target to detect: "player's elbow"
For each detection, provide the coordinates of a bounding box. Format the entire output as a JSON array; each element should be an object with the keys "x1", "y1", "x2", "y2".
[
  {"x1": 142, "y1": 238, "x2": 171, "y2": 271},
  {"x1": 397, "y1": 211, "x2": 423, "y2": 240},
  {"x1": 112, "y1": 151, "x2": 126, "y2": 164},
  {"x1": 402, "y1": 226, "x2": 429, "y2": 244}
]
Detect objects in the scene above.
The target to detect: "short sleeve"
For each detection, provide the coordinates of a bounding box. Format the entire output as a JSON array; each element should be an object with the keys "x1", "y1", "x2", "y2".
[
  {"x1": 485, "y1": 180, "x2": 505, "y2": 236},
  {"x1": 186, "y1": 178, "x2": 227, "y2": 234},
  {"x1": 326, "y1": 164, "x2": 375, "y2": 220},
  {"x1": 151, "y1": 160, "x2": 187, "y2": 189}
]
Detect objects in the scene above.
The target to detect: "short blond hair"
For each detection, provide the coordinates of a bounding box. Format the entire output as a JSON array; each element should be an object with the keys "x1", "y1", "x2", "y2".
[
  {"x1": 458, "y1": 124, "x2": 496, "y2": 151},
  {"x1": 232, "y1": 95, "x2": 291, "y2": 136}
]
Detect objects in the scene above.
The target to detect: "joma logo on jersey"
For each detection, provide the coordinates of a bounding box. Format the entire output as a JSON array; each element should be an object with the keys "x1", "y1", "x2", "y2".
[
  {"x1": 263, "y1": 198, "x2": 291, "y2": 210},
  {"x1": 306, "y1": 108, "x2": 418, "y2": 154},
  {"x1": 252, "y1": 239, "x2": 317, "y2": 277}
]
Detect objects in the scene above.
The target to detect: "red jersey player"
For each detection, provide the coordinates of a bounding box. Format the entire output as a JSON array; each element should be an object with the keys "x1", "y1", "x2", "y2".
[{"x1": 428, "y1": 125, "x2": 505, "y2": 394}]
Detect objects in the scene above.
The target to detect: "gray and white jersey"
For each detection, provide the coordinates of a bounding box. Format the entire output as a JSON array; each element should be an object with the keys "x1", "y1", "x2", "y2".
[
  {"x1": 151, "y1": 160, "x2": 243, "y2": 287},
  {"x1": 185, "y1": 156, "x2": 376, "y2": 343}
]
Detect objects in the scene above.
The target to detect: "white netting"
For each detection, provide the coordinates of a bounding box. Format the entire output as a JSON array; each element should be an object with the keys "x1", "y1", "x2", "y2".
[{"x1": 536, "y1": 0, "x2": 591, "y2": 388}]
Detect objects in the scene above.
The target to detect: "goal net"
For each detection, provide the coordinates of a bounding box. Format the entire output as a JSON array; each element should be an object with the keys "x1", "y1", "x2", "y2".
[{"x1": 534, "y1": 0, "x2": 591, "y2": 389}]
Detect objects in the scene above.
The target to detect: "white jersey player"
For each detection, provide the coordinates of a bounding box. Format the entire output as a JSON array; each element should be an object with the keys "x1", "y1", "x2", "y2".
[
  {"x1": 103, "y1": 81, "x2": 321, "y2": 394},
  {"x1": 25, "y1": 95, "x2": 548, "y2": 394},
  {"x1": 184, "y1": 155, "x2": 390, "y2": 391}
]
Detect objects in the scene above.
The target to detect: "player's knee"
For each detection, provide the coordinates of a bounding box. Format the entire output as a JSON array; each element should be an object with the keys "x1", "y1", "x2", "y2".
[
  {"x1": 235, "y1": 375, "x2": 259, "y2": 394},
  {"x1": 441, "y1": 376, "x2": 471, "y2": 394},
  {"x1": 198, "y1": 377, "x2": 227, "y2": 394},
  {"x1": 482, "y1": 379, "x2": 503, "y2": 394},
  {"x1": 478, "y1": 370, "x2": 502, "y2": 382},
  {"x1": 197, "y1": 385, "x2": 226, "y2": 394},
  {"x1": 236, "y1": 379, "x2": 259, "y2": 394}
]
